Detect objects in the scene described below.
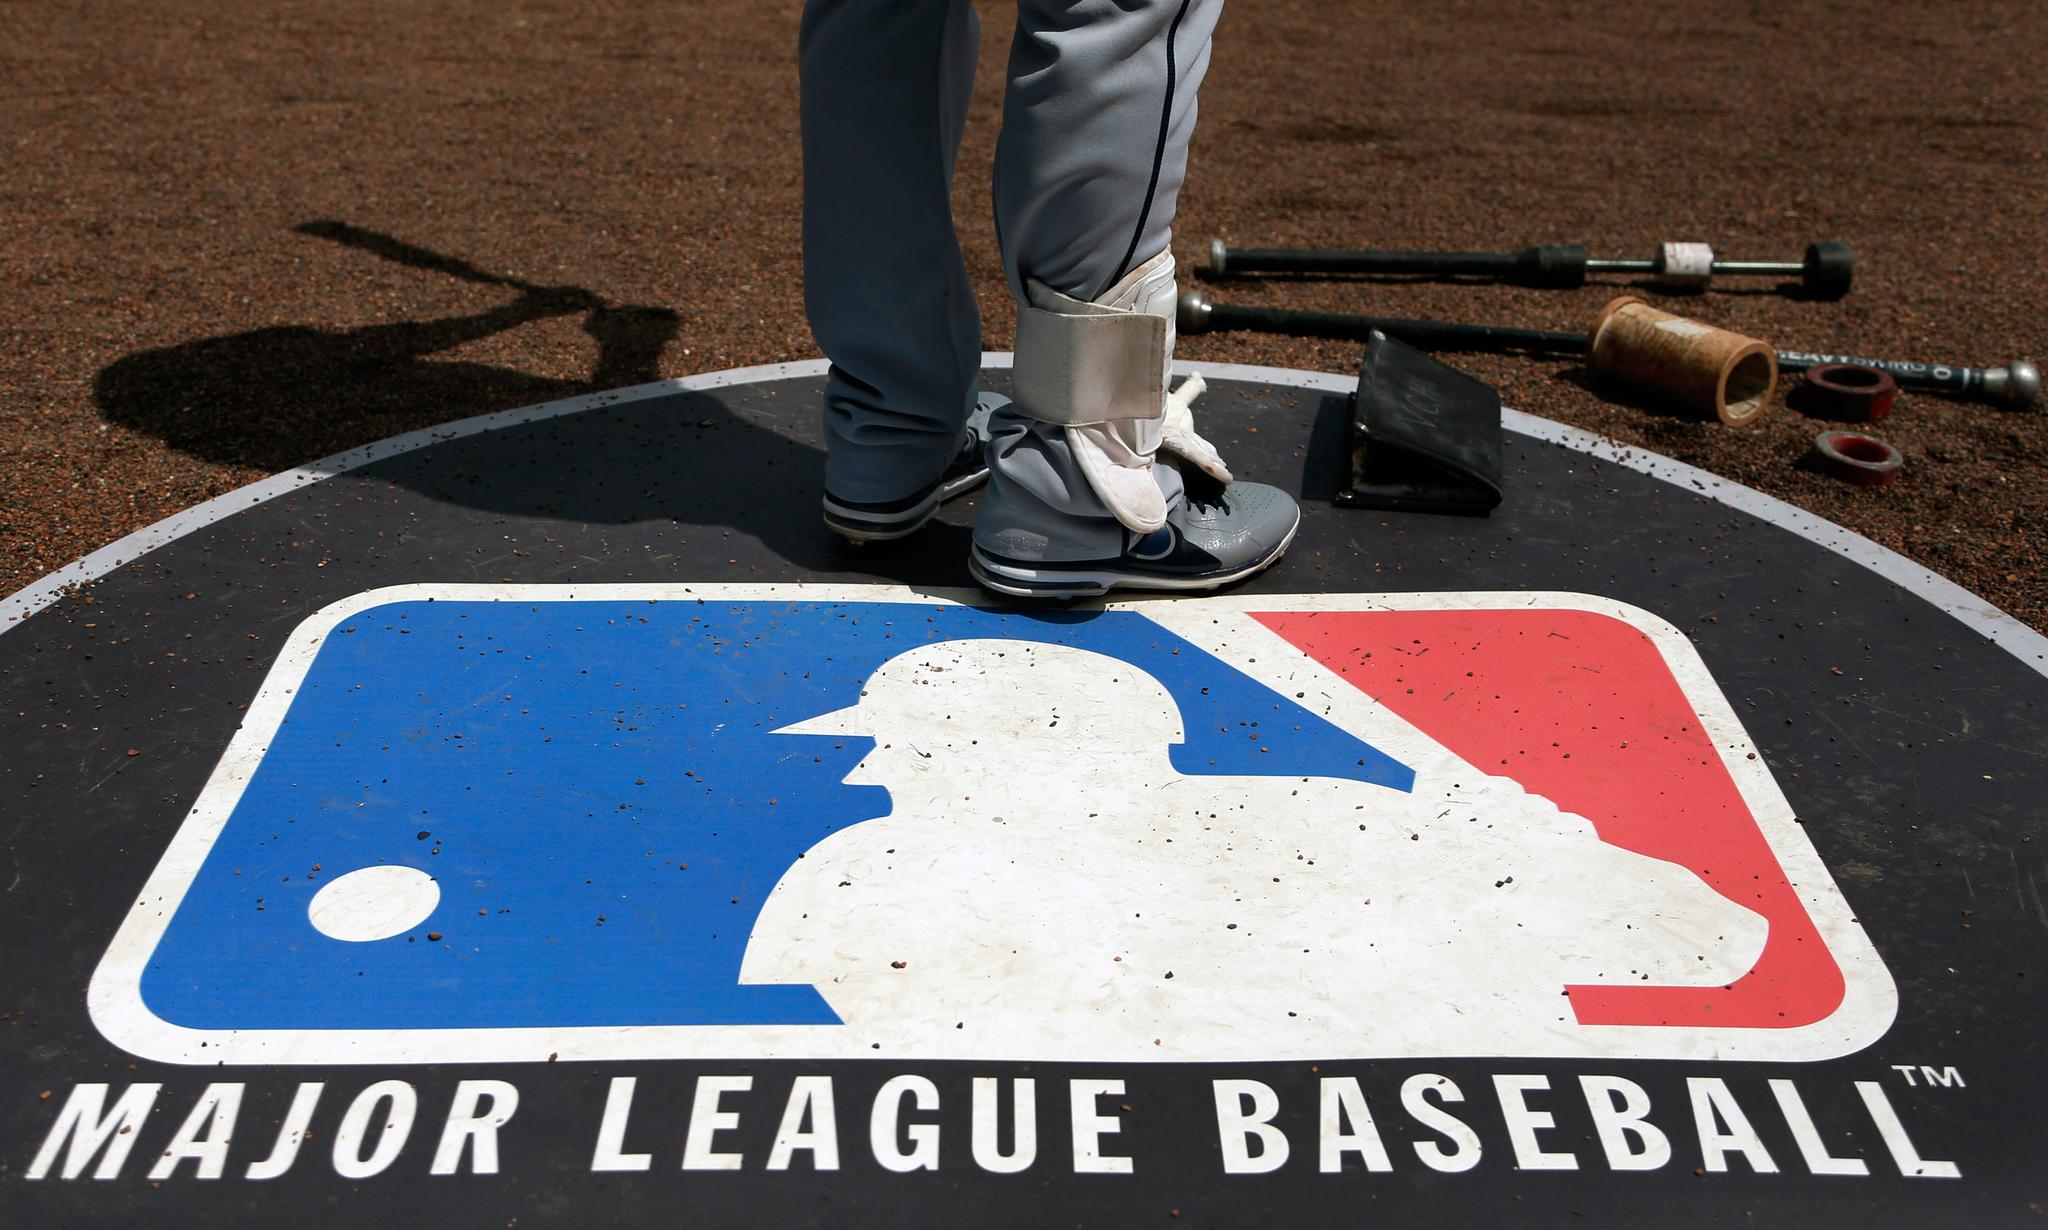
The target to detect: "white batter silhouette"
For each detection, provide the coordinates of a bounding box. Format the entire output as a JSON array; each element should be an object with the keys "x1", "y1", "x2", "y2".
[{"x1": 740, "y1": 638, "x2": 1767, "y2": 1060}]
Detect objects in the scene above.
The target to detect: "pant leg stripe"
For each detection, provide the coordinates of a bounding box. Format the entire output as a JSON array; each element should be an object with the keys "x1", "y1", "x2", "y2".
[{"x1": 1101, "y1": 0, "x2": 1195, "y2": 300}]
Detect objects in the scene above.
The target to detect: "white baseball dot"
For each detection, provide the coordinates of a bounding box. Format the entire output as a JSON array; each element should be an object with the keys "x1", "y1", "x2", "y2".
[{"x1": 307, "y1": 865, "x2": 440, "y2": 942}]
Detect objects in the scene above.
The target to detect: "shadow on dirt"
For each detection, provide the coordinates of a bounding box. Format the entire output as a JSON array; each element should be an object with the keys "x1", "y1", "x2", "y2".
[
  {"x1": 95, "y1": 221, "x2": 683, "y2": 474},
  {"x1": 91, "y1": 222, "x2": 936, "y2": 579}
]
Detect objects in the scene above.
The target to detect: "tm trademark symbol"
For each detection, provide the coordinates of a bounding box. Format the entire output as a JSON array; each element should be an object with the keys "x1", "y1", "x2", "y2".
[{"x1": 1891, "y1": 1064, "x2": 1965, "y2": 1089}]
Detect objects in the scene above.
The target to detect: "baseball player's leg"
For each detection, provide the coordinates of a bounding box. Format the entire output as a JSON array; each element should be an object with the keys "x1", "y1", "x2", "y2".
[
  {"x1": 992, "y1": 0, "x2": 1222, "y2": 305},
  {"x1": 799, "y1": 0, "x2": 991, "y2": 539},
  {"x1": 971, "y1": 0, "x2": 1298, "y2": 597}
]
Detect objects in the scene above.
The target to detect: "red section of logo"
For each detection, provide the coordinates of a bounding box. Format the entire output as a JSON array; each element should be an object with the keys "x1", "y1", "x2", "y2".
[{"x1": 1254, "y1": 608, "x2": 1845, "y2": 1030}]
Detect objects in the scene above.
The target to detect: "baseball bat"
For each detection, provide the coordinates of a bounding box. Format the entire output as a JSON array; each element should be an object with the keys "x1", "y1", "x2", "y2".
[
  {"x1": 1206, "y1": 238, "x2": 1854, "y2": 299},
  {"x1": 1775, "y1": 351, "x2": 2039, "y2": 410},
  {"x1": 295, "y1": 220, "x2": 552, "y2": 295},
  {"x1": 1176, "y1": 292, "x2": 2039, "y2": 411},
  {"x1": 1176, "y1": 290, "x2": 1584, "y2": 355}
]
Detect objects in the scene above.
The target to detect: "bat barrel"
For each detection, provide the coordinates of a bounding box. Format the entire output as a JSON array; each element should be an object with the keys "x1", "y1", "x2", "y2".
[
  {"x1": 1177, "y1": 291, "x2": 1585, "y2": 355},
  {"x1": 1208, "y1": 239, "x2": 1589, "y2": 288}
]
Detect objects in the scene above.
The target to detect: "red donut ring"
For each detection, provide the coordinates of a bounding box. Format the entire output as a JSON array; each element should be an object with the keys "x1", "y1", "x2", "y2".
[
  {"x1": 1812, "y1": 430, "x2": 1903, "y2": 486},
  {"x1": 1801, "y1": 363, "x2": 1900, "y2": 421}
]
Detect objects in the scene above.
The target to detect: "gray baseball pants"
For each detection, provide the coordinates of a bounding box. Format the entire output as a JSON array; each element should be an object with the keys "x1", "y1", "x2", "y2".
[{"x1": 799, "y1": 0, "x2": 1223, "y2": 555}]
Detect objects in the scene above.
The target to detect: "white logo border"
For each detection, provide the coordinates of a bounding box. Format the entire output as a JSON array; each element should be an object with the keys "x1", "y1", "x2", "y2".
[{"x1": 88, "y1": 583, "x2": 1898, "y2": 1066}]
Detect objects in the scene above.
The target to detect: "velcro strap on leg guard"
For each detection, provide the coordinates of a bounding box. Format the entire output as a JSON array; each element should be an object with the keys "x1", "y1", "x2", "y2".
[{"x1": 1012, "y1": 281, "x2": 1167, "y2": 428}]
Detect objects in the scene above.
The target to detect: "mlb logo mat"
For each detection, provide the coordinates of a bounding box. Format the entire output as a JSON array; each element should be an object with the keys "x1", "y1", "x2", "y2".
[{"x1": 90, "y1": 584, "x2": 1895, "y2": 1066}]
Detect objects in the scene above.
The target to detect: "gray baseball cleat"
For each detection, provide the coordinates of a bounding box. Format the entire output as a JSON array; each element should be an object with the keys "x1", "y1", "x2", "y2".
[
  {"x1": 822, "y1": 393, "x2": 1007, "y2": 542},
  {"x1": 968, "y1": 480, "x2": 1300, "y2": 599}
]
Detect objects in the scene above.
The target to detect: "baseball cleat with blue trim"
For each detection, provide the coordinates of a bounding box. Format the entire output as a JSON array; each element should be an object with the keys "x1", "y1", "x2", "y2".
[{"x1": 968, "y1": 480, "x2": 1300, "y2": 598}]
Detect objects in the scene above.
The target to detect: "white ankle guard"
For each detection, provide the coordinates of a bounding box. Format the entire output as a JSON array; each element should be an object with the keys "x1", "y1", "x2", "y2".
[
  {"x1": 1012, "y1": 285, "x2": 1168, "y2": 429},
  {"x1": 1011, "y1": 251, "x2": 1181, "y2": 533}
]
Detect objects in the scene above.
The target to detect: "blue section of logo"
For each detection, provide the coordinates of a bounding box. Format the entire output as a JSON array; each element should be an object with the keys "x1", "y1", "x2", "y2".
[{"x1": 140, "y1": 599, "x2": 1413, "y2": 1031}]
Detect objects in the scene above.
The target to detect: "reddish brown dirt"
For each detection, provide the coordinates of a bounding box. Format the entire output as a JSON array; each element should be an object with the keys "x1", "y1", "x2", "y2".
[{"x1": 2, "y1": 1, "x2": 2042, "y2": 628}]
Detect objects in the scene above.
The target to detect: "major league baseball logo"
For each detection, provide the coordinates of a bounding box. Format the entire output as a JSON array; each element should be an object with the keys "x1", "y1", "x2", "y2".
[{"x1": 90, "y1": 584, "x2": 1896, "y2": 1065}]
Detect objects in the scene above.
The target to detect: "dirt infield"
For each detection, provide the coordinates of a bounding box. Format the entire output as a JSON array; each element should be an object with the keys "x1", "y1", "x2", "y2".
[{"x1": 2, "y1": 0, "x2": 2041, "y2": 627}]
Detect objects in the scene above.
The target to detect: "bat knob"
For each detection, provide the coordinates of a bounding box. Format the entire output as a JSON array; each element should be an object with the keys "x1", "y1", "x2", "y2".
[
  {"x1": 1177, "y1": 290, "x2": 1215, "y2": 334},
  {"x1": 1993, "y1": 359, "x2": 2041, "y2": 411},
  {"x1": 1208, "y1": 237, "x2": 1229, "y2": 276}
]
